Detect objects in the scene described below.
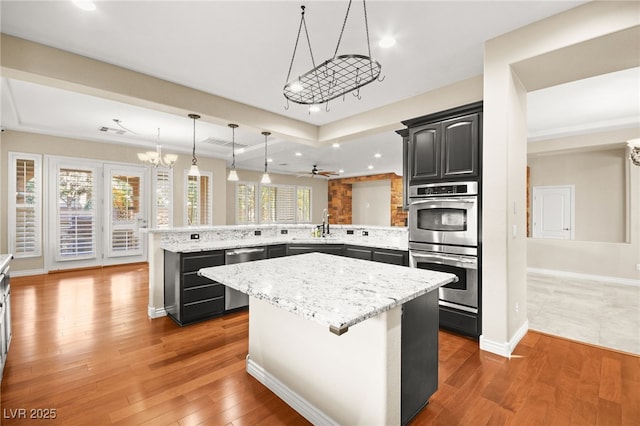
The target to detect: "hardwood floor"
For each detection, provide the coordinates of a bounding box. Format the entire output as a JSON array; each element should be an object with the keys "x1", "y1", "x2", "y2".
[{"x1": 2, "y1": 264, "x2": 638, "y2": 425}]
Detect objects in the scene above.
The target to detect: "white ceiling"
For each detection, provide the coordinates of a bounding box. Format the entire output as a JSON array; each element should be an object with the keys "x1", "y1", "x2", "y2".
[{"x1": 2, "y1": 0, "x2": 637, "y2": 178}]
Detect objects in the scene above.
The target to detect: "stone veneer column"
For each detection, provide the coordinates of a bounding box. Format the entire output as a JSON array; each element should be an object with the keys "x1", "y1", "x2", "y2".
[{"x1": 328, "y1": 173, "x2": 407, "y2": 226}]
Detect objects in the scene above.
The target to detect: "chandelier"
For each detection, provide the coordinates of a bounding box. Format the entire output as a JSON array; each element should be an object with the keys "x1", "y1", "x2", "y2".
[
  {"x1": 283, "y1": 1, "x2": 382, "y2": 111},
  {"x1": 137, "y1": 128, "x2": 178, "y2": 168},
  {"x1": 629, "y1": 138, "x2": 640, "y2": 167}
]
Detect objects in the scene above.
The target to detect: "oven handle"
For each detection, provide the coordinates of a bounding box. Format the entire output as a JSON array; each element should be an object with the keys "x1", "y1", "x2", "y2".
[
  {"x1": 411, "y1": 252, "x2": 477, "y2": 269},
  {"x1": 410, "y1": 197, "x2": 476, "y2": 206}
]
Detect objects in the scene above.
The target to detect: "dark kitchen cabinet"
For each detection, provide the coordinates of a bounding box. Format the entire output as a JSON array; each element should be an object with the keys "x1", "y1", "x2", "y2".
[
  {"x1": 344, "y1": 245, "x2": 409, "y2": 266},
  {"x1": 402, "y1": 102, "x2": 482, "y2": 185},
  {"x1": 372, "y1": 248, "x2": 408, "y2": 266},
  {"x1": 409, "y1": 122, "x2": 441, "y2": 181},
  {"x1": 344, "y1": 245, "x2": 372, "y2": 261},
  {"x1": 287, "y1": 244, "x2": 344, "y2": 257},
  {"x1": 396, "y1": 128, "x2": 410, "y2": 211},
  {"x1": 441, "y1": 114, "x2": 479, "y2": 179},
  {"x1": 267, "y1": 244, "x2": 287, "y2": 259},
  {"x1": 164, "y1": 250, "x2": 225, "y2": 326}
]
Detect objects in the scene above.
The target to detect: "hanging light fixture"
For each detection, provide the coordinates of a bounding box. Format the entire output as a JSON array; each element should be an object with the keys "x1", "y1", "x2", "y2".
[
  {"x1": 261, "y1": 131, "x2": 271, "y2": 184},
  {"x1": 188, "y1": 113, "x2": 201, "y2": 176},
  {"x1": 137, "y1": 128, "x2": 178, "y2": 168},
  {"x1": 283, "y1": 1, "x2": 383, "y2": 111},
  {"x1": 227, "y1": 123, "x2": 240, "y2": 181}
]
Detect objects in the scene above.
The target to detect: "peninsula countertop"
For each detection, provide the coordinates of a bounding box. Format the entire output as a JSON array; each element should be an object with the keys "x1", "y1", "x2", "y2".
[
  {"x1": 198, "y1": 252, "x2": 456, "y2": 335},
  {"x1": 0, "y1": 254, "x2": 13, "y2": 273}
]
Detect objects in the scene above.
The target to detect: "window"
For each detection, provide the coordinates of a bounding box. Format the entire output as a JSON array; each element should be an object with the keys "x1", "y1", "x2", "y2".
[
  {"x1": 297, "y1": 186, "x2": 312, "y2": 223},
  {"x1": 235, "y1": 182, "x2": 311, "y2": 224},
  {"x1": 8, "y1": 153, "x2": 42, "y2": 258},
  {"x1": 236, "y1": 182, "x2": 257, "y2": 224},
  {"x1": 153, "y1": 168, "x2": 173, "y2": 228},
  {"x1": 57, "y1": 167, "x2": 96, "y2": 260},
  {"x1": 185, "y1": 171, "x2": 213, "y2": 226},
  {"x1": 261, "y1": 185, "x2": 295, "y2": 223}
]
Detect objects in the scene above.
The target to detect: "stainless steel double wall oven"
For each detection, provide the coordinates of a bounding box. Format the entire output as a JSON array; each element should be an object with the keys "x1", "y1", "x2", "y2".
[{"x1": 409, "y1": 181, "x2": 481, "y2": 337}]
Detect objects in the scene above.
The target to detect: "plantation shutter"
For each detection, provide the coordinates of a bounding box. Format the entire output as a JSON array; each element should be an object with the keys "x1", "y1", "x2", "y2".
[
  {"x1": 297, "y1": 186, "x2": 312, "y2": 223},
  {"x1": 9, "y1": 154, "x2": 42, "y2": 258},
  {"x1": 236, "y1": 183, "x2": 256, "y2": 224},
  {"x1": 58, "y1": 168, "x2": 96, "y2": 260},
  {"x1": 154, "y1": 168, "x2": 172, "y2": 228}
]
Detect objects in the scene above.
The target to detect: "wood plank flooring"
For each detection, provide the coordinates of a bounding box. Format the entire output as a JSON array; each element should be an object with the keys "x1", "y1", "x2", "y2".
[{"x1": 1, "y1": 264, "x2": 638, "y2": 425}]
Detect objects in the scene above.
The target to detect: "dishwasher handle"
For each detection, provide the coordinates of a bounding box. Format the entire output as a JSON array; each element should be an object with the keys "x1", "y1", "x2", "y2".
[{"x1": 226, "y1": 247, "x2": 266, "y2": 256}]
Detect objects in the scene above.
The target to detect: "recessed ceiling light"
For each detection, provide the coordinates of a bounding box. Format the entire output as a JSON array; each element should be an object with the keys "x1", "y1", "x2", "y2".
[
  {"x1": 236, "y1": 148, "x2": 245, "y2": 154},
  {"x1": 368, "y1": 165, "x2": 374, "y2": 170},
  {"x1": 295, "y1": 152, "x2": 302, "y2": 156},
  {"x1": 309, "y1": 105, "x2": 320, "y2": 113},
  {"x1": 267, "y1": 158, "x2": 273, "y2": 163},
  {"x1": 332, "y1": 143, "x2": 340, "y2": 148},
  {"x1": 339, "y1": 169, "x2": 344, "y2": 174},
  {"x1": 290, "y1": 81, "x2": 304, "y2": 92},
  {"x1": 374, "y1": 153, "x2": 381, "y2": 158},
  {"x1": 72, "y1": 0, "x2": 97, "y2": 11},
  {"x1": 378, "y1": 36, "x2": 396, "y2": 49}
]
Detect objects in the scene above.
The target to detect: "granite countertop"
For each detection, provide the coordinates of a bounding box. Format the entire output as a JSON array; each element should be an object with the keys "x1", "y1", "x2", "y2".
[
  {"x1": 0, "y1": 254, "x2": 13, "y2": 273},
  {"x1": 199, "y1": 252, "x2": 456, "y2": 335},
  {"x1": 162, "y1": 236, "x2": 407, "y2": 253}
]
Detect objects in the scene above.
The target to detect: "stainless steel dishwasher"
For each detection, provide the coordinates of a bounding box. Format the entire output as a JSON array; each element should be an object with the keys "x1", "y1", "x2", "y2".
[{"x1": 224, "y1": 247, "x2": 266, "y2": 311}]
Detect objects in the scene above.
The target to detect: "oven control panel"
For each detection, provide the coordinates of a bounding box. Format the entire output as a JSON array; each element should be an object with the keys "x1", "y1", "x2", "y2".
[{"x1": 410, "y1": 181, "x2": 478, "y2": 197}]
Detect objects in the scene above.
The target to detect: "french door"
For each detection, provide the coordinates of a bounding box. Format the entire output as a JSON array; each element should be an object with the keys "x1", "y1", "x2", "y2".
[{"x1": 46, "y1": 157, "x2": 148, "y2": 271}]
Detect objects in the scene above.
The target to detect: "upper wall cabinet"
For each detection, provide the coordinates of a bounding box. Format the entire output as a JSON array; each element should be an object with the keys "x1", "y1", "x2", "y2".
[{"x1": 401, "y1": 102, "x2": 482, "y2": 186}]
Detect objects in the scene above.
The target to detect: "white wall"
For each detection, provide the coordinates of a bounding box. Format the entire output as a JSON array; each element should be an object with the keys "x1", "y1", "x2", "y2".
[
  {"x1": 527, "y1": 129, "x2": 640, "y2": 282},
  {"x1": 352, "y1": 180, "x2": 391, "y2": 226},
  {"x1": 482, "y1": 1, "x2": 640, "y2": 355}
]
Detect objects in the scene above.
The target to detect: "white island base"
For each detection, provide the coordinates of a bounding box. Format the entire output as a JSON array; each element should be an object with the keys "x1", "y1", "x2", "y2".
[{"x1": 246, "y1": 293, "x2": 438, "y2": 426}]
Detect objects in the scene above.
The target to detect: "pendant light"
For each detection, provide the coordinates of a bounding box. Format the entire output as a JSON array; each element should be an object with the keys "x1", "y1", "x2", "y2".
[
  {"x1": 261, "y1": 131, "x2": 271, "y2": 184},
  {"x1": 227, "y1": 123, "x2": 239, "y2": 181},
  {"x1": 187, "y1": 113, "x2": 200, "y2": 176}
]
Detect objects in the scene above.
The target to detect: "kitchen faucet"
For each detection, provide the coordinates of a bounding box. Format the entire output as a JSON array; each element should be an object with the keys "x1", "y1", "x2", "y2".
[{"x1": 322, "y1": 208, "x2": 330, "y2": 237}]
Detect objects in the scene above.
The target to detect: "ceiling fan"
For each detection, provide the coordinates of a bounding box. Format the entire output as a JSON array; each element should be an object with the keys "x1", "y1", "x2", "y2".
[{"x1": 297, "y1": 164, "x2": 340, "y2": 178}]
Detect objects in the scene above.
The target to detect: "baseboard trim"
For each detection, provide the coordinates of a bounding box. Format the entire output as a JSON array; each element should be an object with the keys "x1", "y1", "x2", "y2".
[
  {"x1": 480, "y1": 320, "x2": 529, "y2": 358},
  {"x1": 147, "y1": 306, "x2": 167, "y2": 319},
  {"x1": 246, "y1": 356, "x2": 338, "y2": 426},
  {"x1": 527, "y1": 267, "x2": 639, "y2": 287},
  {"x1": 8, "y1": 268, "x2": 46, "y2": 277}
]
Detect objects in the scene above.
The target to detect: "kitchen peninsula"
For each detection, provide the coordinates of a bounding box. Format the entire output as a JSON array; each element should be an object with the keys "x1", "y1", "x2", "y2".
[{"x1": 199, "y1": 252, "x2": 456, "y2": 425}]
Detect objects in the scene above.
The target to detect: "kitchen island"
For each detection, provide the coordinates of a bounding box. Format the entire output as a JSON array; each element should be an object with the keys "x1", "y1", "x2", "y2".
[{"x1": 199, "y1": 252, "x2": 456, "y2": 425}]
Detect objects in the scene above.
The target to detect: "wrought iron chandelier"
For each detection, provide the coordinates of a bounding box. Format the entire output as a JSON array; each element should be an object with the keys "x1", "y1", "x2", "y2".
[{"x1": 283, "y1": 0, "x2": 382, "y2": 111}]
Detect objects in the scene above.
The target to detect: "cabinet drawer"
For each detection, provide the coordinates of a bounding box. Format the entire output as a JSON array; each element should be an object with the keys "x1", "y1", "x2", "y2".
[
  {"x1": 183, "y1": 297, "x2": 224, "y2": 322},
  {"x1": 182, "y1": 252, "x2": 224, "y2": 273},
  {"x1": 184, "y1": 283, "x2": 224, "y2": 304},
  {"x1": 183, "y1": 272, "x2": 216, "y2": 289}
]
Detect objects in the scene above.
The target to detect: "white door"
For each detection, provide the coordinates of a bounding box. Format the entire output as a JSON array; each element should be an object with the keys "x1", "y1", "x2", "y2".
[
  {"x1": 104, "y1": 164, "x2": 148, "y2": 264},
  {"x1": 532, "y1": 185, "x2": 574, "y2": 239},
  {"x1": 47, "y1": 157, "x2": 148, "y2": 271}
]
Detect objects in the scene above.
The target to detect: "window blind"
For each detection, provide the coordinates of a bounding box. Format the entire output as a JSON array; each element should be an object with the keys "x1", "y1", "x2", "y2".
[
  {"x1": 110, "y1": 175, "x2": 141, "y2": 253},
  {"x1": 10, "y1": 154, "x2": 42, "y2": 258},
  {"x1": 261, "y1": 185, "x2": 295, "y2": 223},
  {"x1": 154, "y1": 168, "x2": 172, "y2": 228},
  {"x1": 58, "y1": 168, "x2": 96, "y2": 259},
  {"x1": 297, "y1": 186, "x2": 312, "y2": 223},
  {"x1": 236, "y1": 183, "x2": 256, "y2": 224}
]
